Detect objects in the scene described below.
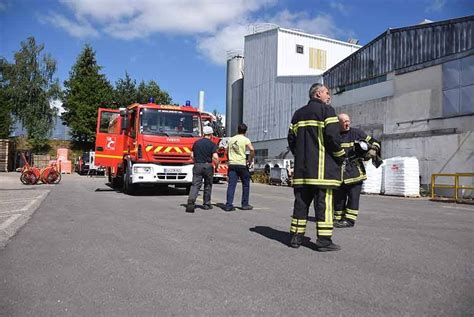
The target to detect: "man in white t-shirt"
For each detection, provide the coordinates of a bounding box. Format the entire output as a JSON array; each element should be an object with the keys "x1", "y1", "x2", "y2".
[{"x1": 224, "y1": 123, "x2": 255, "y2": 211}]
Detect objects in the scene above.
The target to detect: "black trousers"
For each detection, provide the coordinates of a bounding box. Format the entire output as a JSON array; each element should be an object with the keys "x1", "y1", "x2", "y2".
[
  {"x1": 333, "y1": 182, "x2": 362, "y2": 222},
  {"x1": 290, "y1": 186, "x2": 334, "y2": 242},
  {"x1": 188, "y1": 163, "x2": 214, "y2": 205}
]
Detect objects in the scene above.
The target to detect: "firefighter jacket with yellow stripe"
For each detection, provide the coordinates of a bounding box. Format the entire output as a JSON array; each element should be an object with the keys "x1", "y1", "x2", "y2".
[
  {"x1": 288, "y1": 99, "x2": 345, "y2": 188},
  {"x1": 340, "y1": 127, "x2": 381, "y2": 185}
]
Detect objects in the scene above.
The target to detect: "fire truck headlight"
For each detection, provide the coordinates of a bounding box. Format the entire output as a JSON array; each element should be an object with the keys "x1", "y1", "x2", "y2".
[{"x1": 133, "y1": 166, "x2": 152, "y2": 174}]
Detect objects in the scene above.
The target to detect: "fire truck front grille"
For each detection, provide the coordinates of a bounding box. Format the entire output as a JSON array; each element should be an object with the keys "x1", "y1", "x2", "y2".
[
  {"x1": 153, "y1": 155, "x2": 191, "y2": 163},
  {"x1": 157, "y1": 173, "x2": 187, "y2": 180}
]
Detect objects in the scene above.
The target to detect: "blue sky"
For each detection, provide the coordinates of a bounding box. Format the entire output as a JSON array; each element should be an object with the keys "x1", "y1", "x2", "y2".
[{"x1": 0, "y1": 0, "x2": 472, "y2": 115}]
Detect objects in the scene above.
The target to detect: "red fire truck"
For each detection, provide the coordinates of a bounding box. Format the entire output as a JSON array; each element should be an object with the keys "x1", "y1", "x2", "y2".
[
  {"x1": 200, "y1": 111, "x2": 228, "y2": 183},
  {"x1": 95, "y1": 102, "x2": 203, "y2": 194}
]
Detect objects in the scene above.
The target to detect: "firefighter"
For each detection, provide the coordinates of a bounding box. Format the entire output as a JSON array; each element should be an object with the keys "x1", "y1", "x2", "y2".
[
  {"x1": 185, "y1": 126, "x2": 219, "y2": 213},
  {"x1": 288, "y1": 83, "x2": 345, "y2": 252},
  {"x1": 334, "y1": 113, "x2": 381, "y2": 228}
]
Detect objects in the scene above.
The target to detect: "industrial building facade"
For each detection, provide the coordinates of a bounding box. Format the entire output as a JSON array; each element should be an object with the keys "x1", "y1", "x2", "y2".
[
  {"x1": 324, "y1": 15, "x2": 473, "y2": 191},
  {"x1": 239, "y1": 16, "x2": 473, "y2": 193},
  {"x1": 242, "y1": 27, "x2": 360, "y2": 162}
]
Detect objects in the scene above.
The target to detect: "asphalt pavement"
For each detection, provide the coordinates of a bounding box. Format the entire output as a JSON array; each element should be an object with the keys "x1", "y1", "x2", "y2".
[{"x1": 0, "y1": 172, "x2": 473, "y2": 316}]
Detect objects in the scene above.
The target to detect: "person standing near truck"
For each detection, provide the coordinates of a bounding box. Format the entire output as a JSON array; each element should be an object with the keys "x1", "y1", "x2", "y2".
[
  {"x1": 224, "y1": 123, "x2": 255, "y2": 211},
  {"x1": 185, "y1": 126, "x2": 219, "y2": 213}
]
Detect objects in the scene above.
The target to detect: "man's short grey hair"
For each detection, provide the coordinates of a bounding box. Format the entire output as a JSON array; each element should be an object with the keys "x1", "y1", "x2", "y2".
[{"x1": 309, "y1": 83, "x2": 325, "y2": 99}]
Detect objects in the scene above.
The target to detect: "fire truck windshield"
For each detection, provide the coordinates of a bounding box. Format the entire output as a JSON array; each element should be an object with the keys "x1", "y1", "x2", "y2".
[{"x1": 139, "y1": 108, "x2": 201, "y2": 137}]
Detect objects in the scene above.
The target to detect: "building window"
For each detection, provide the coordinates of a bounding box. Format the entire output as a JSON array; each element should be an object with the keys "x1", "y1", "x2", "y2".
[
  {"x1": 296, "y1": 45, "x2": 304, "y2": 54},
  {"x1": 442, "y1": 55, "x2": 474, "y2": 116},
  {"x1": 309, "y1": 47, "x2": 327, "y2": 70},
  {"x1": 254, "y1": 149, "x2": 268, "y2": 164}
]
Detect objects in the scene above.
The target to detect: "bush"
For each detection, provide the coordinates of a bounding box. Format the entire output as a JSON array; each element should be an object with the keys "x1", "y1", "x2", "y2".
[{"x1": 251, "y1": 170, "x2": 269, "y2": 184}]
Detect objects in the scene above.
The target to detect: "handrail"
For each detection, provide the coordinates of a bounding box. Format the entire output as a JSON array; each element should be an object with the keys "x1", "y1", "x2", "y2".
[{"x1": 431, "y1": 173, "x2": 474, "y2": 202}]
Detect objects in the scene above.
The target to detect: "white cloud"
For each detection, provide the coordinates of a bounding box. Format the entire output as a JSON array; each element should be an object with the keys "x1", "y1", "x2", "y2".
[
  {"x1": 42, "y1": 12, "x2": 99, "y2": 38},
  {"x1": 196, "y1": 10, "x2": 354, "y2": 65},
  {"x1": 196, "y1": 22, "x2": 249, "y2": 66},
  {"x1": 50, "y1": 99, "x2": 65, "y2": 115},
  {"x1": 46, "y1": 0, "x2": 352, "y2": 66},
  {"x1": 426, "y1": 0, "x2": 446, "y2": 12},
  {"x1": 330, "y1": 2, "x2": 349, "y2": 15},
  {"x1": 53, "y1": 0, "x2": 274, "y2": 39}
]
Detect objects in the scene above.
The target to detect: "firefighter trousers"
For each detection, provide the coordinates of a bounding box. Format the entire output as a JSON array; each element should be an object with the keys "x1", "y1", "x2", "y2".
[
  {"x1": 290, "y1": 186, "x2": 334, "y2": 243},
  {"x1": 334, "y1": 182, "x2": 362, "y2": 223}
]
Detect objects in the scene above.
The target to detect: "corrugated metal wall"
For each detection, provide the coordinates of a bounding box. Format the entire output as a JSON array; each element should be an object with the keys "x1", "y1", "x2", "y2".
[
  {"x1": 243, "y1": 30, "x2": 278, "y2": 141},
  {"x1": 324, "y1": 15, "x2": 474, "y2": 88}
]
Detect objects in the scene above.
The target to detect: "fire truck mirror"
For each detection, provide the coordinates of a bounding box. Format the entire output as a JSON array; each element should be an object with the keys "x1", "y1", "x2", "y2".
[{"x1": 121, "y1": 116, "x2": 130, "y2": 132}]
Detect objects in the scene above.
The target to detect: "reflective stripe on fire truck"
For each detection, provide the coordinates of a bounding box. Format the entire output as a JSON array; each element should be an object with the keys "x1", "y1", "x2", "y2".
[
  {"x1": 154, "y1": 146, "x2": 164, "y2": 154},
  {"x1": 145, "y1": 145, "x2": 153, "y2": 152},
  {"x1": 151, "y1": 146, "x2": 191, "y2": 153},
  {"x1": 96, "y1": 154, "x2": 123, "y2": 159}
]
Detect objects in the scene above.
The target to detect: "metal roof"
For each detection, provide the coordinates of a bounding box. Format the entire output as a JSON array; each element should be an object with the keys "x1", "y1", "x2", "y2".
[{"x1": 323, "y1": 15, "x2": 474, "y2": 88}]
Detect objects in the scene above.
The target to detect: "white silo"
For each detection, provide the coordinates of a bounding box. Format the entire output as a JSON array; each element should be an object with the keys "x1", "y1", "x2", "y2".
[{"x1": 226, "y1": 52, "x2": 244, "y2": 137}]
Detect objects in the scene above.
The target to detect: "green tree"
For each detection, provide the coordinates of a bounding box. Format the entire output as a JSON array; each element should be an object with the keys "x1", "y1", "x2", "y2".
[
  {"x1": 63, "y1": 44, "x2": 114, "y2": 148},
  {"x1": 212, "y1": 109, "x2": 226, "y2": 137},
  {"x1": 136, "y1": 80, "x2": 172, "y2": 104},
  {"x1": 114, "y1": 71, "x2": 137, "y2": 107},
  {"x1": 0, "y1": 58, "x2": 14, "y2": 139},
  {"x1": 3, "y1": 37, "x2": 61, "y2": 151}
]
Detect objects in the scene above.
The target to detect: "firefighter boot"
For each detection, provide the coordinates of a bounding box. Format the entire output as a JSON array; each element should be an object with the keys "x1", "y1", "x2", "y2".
[
  {"x1": 334, "y1": 219, "x2": 354, "y2": 228},
  {"x1": 289, "y1": 233, "x2": 304, "y2": 248},
  {"x1": 315, "y1": 239, "x2": 341, "y2": 252},
  {"x1": 185, "y1": 202, "x2": 195, "y2": 213}
]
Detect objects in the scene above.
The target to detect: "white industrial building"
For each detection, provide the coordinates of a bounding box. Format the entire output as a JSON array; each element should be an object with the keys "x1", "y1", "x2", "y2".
[{"x1": 240, "y1": 26, "x2": 360, "y2": 162}]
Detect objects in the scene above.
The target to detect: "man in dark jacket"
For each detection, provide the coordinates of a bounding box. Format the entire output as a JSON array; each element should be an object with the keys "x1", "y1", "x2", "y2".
[
  {"x1": 186, "y1": 126, "x2": 219, "y2": 213},
  {"x1": 334, "y1": 113, "x2": 381, "y2": 228},
  {"x1": 288, "y1": 83, "x2": 345, "y2": 252}
]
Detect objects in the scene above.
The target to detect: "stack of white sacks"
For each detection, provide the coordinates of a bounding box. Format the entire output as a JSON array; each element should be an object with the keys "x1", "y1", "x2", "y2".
[
  {"x1": 361, "y1": 157, "x2": 420, "y2": 197},
  {"x1": 382, "y1": 157, "x2": 420, "y2": 197},
  {"x1": 361, "y1": 160, "x2": 384, "y2": 194}
]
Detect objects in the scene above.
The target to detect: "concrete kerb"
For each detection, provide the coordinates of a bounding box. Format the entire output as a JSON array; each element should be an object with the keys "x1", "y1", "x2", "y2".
[{"x1": 0, "y1": 172, "x2": 51, "y2": 248}]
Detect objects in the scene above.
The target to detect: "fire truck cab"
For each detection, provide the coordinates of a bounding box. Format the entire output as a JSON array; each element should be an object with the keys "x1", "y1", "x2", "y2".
[{"x1": 95, "y1": 102, "x2": 202, "y2": 194}]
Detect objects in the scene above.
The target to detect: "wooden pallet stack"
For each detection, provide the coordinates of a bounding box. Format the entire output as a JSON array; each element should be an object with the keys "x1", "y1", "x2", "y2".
[
  {"x1": 0, "y1": 139, "x2": 10, "y2": 172},
  {"x1": 32, "y1": 154, "x2": 51, "y2": 169}
]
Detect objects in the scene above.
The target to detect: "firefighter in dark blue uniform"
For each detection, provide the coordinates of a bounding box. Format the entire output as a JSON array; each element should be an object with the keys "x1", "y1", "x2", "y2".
[
  {"x1": 334, "y1": 113, "x2": 381, "y2": 228},
  {"x1": 288, "y1": 83, "x2": 345, "y2": 252}
]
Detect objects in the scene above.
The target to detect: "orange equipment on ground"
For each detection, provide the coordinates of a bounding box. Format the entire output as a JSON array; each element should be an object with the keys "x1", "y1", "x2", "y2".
[{"x1": 56, "y1": 148, "x2": 72, "y2": 174}]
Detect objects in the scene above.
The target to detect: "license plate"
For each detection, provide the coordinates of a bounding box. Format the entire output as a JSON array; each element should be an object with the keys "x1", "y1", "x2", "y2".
[{"x1": 164, "y1": 168, "x2": 181, "y2": 173}]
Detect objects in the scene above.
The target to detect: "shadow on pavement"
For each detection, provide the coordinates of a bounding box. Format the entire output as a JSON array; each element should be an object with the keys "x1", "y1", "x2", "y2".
[
  {"x1": 93, "y1": 183, "x2": 189, "y2": 196},
  {"x1": 250, "y1": 226, "x2": 318, "y2": 249}
]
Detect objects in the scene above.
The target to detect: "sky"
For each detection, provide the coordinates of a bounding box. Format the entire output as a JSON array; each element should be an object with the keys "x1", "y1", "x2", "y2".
[{"x1": 0, "y1": 0, "x2": 472, "y2": 115}]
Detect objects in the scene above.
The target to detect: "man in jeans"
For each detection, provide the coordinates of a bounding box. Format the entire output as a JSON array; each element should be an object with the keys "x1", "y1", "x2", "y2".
[
  {"x1": 224, "y1": 123, "x2": 255, "y2": 212},
  {"x1": 186, "y1": 126, "x2": 219, "y2": 213}
]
